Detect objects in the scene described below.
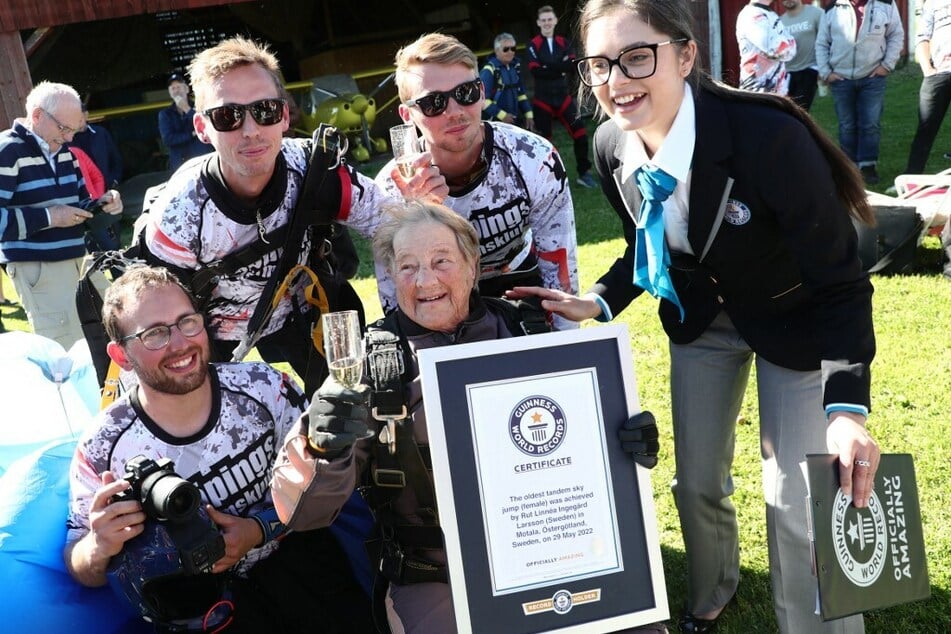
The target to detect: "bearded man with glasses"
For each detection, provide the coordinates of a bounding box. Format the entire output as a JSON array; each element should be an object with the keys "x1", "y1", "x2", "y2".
[
  {"x1": 64, "y1": 265, "x2": 373, "y2": 633},
  {"x1": 142, "y1": 36, "x2": 447, "y2": 396},
  {"x1": 375, "y1": 33, "x2": 579, "y2": 330},
  {"x1": 1, "y1": 80, "x2": 123, "y2": 348}
]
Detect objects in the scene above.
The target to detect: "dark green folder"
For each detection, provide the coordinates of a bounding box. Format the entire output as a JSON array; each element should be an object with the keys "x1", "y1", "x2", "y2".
[{"x1": 806, "y1": 454, "x2": 930, "y2": 620}]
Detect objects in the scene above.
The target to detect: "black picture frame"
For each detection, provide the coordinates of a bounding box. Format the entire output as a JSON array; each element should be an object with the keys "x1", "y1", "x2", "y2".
[{"x1": 418, "y1": 326, "x2": 668, "y2": 633}]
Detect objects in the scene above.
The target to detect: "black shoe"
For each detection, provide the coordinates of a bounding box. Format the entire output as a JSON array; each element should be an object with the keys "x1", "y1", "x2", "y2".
[
  {"x1": 679, "y1": 612, "x2": 719, "y2": 633},
  {"x1": 943, "y1": 152, "x2": 951, "y2": 160},
  {"x1": 860, "y1": 165, "x2": 880, "y2": 185}
]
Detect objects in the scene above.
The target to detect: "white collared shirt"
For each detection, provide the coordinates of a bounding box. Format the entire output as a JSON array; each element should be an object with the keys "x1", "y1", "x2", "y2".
[
  {"x1": 24, "y1": 126, "x2": 58, "y2": 171},
  {"x1": 620, "y1": 82, "x2": 696, "y2": 256}
]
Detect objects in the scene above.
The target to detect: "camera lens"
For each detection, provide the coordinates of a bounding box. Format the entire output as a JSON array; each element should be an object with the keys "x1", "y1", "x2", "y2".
[{"x1": 142, "y1": 472, "x2": 201, "y2": 522}]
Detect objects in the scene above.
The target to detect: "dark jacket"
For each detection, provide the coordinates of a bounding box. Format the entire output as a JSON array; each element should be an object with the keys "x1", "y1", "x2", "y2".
[
  {"x1": 0, "y1": 122, "x2": 89, "y2": 262},
  {"x1": 158, "y1": 104, "x2": 210, "y2": 171},
  {"x1": 590, "y1": 86, "x2": 875, "y2": 409},
  {"x1": 480, "y1": 55, "x2": 533, "y2": 123},
  {"x1": 527, "y1": 34, "x2": 576, "y2": 103},
  {"x1": 70, "y1": 124, "x2": 123, "y2": 187}
]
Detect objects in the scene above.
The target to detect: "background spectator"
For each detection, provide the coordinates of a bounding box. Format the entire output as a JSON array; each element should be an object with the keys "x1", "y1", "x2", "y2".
[
  {"x1": 158, "y1": 72, "x2": 211, "y2": 171},
  {"x1": 71, "y1": 104, "x2": 123, "y2": 188},
  {"x1": 817, "y1": 0, "x2": 904, "y2": 184},
  {"x1": 904, "y1": 0, "x2": 951, "y2": 175},
  {"x1": 736, "y1": 0, "x2": 797, "y2": 95},
  {"x1": 528, "y1": 5, "x2": 596, "y2": 188},
  {"x1": 481, "y1": 33, "x2": 535, "y2": 130},
  {"x1": 0, "y1": 81, "x2": 122, "y2": 348},
  {"x1": 780, "y1": 0, "x2": 825, "y2": 110}
]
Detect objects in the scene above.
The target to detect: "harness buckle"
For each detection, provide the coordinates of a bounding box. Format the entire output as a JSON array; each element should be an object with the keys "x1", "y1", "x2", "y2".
[{"x1": 372, "y1": 406, "x2": 407, "y2": 456}]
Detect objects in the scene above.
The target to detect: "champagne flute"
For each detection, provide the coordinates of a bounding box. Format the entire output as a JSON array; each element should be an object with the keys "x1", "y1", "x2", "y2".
[
  {"x1": 389, "y1": 122, "x2": 422, "y2": 179},
  {"x1": 321, "y1": 310, "x2": 374, "y2": 440}
]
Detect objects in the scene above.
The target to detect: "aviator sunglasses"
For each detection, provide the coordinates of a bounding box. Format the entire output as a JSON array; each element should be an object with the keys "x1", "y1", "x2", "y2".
[
  {"x1": 202, "y1": 98, "x2": 286, "y2": 132},
  {"x1": 404, "y1": 79, "x2": 482, "y2": 117}
]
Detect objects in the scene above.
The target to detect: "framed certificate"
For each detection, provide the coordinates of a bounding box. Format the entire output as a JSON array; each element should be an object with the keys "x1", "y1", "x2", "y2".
[{"x1": 419, "y1": 325, "x2": 668, "y2": 633}]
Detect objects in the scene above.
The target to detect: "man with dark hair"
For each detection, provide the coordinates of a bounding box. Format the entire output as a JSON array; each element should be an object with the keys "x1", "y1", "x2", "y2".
[
  {"x1": 528, "y1": 5, "x2": 596, "y2": 188},
  {"x1": 64, "y1": 265, "x2": 372, "y2": 632}
]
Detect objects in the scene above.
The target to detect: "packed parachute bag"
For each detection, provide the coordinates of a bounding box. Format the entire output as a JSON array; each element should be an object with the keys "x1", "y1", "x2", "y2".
[{"x1": 76, "y1": 124, "x2": 365, "y2": 407}]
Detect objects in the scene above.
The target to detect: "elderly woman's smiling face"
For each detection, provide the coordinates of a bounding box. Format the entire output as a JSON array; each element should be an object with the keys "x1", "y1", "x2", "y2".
[{"x1": 392, "y1": 220, "x2": 478, "y2": 332}]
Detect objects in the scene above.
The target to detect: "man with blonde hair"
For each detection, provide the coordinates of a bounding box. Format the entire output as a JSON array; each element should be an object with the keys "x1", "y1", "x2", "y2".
[
  {"x1": 378, "y1": 32, "x2": 579, "y2": 330},
  {"x1": 143, "y1": 36, "x2": 445, "y2": 394},
  {"x1": 1, "y1": 81, "x2": 122, "y2": 348}
]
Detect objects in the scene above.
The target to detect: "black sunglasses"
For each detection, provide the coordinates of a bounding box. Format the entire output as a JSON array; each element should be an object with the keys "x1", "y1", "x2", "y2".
[
  {"x1": 501, "y1": 46, "x2": 517, "y2": 53},
  {"x1": 201, "y1": 98, "x2": 286, "y2": 132},
  {"x1": 404, "y1": 79, "x2": 482, "y2": 117}
]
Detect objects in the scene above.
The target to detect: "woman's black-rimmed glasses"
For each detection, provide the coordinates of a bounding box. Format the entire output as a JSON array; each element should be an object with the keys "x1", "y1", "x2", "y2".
[
  {"x1": 404, "y1": 79, "x2": 483, "y2": 117},
  {"x1": 202, "y1": 98, "x2": 286, "y2": 132},
  {"x1": 576, "y1": 39, "x2": 689, "y2": 87},
  {"x1": 120, "y1": 313, "x2": 206, "y2": 350}
]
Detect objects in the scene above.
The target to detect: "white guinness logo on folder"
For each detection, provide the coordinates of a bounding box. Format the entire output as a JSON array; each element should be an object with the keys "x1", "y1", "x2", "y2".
[{"x1": 831, "y1": 489, "x2": 886, "y2": 586}]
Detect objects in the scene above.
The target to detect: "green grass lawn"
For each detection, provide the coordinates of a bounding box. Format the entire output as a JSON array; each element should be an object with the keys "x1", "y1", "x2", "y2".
[{"x1": 2, "y1": 66, "x2": 948, "y2": 631}]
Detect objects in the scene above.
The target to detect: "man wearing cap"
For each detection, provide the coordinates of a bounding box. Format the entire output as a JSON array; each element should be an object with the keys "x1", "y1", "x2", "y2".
[
  {"x1": 158, "y1": 72, "x2": 211, "y2": 171},
  {"x1": 0, "y1": 80, "x2": 123, "y2": 348}
]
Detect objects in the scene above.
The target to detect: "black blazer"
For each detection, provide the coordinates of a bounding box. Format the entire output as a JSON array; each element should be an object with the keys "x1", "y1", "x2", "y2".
[{"x1": 590, "y1": 86, "x2": 875, "y2": 409}]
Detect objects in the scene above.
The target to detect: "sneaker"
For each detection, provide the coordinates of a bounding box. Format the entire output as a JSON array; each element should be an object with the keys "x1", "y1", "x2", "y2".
[
  {"x1": 860, "y1": 165, "x2": 879, "y2": 185},
  {"x1": 576, "y1": 172, "x2": 597, "y2": 188},
  {"x1": 943, "y1": 152, "x2": 951, "y2": 160}
]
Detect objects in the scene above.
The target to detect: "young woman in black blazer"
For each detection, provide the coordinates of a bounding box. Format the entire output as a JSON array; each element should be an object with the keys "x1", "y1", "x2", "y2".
[{"x1": 511, "y1": 1, "x2": 878, "y2": 632}]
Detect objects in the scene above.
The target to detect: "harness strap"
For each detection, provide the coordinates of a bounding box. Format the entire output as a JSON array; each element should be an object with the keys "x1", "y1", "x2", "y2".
[{"x1": 188, "y1": 224, "x2": 289, "y2": 303}]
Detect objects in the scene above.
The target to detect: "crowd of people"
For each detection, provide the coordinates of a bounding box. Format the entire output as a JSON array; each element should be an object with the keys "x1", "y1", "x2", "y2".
[{"x1": 6, "y1": 0, "x2": 951, "y2": 631}]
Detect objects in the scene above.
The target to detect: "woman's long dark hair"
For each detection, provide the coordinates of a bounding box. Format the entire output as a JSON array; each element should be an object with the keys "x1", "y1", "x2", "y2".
[{"x1": 575, "y1": 0, "x2": 874, "y2": 226}]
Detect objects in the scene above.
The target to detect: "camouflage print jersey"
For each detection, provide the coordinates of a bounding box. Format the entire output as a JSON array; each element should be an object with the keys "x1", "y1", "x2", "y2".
[
  {"x1": 144, "y1": 139, "x2": 390, "y2": 341},
  {"x1": 66, "y1": 362, "x2": 306, "y2": 575},
  {"x1": 375, "y1": 121, "x2": 580, "y2": 330}
]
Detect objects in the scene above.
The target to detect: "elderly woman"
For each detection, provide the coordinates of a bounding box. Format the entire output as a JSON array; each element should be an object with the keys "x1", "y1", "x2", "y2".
[{"x1": 272, "y1": 200, "x2": 658, "y2": 633}]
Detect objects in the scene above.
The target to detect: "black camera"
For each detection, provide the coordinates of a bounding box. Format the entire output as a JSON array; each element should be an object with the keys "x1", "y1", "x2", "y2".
[
  {"x1": 114, "y1": 456, "x2": 201, "y2": 522},
  {"x1": 113, "y1": 456, "x2": 224, "y2": 574}
]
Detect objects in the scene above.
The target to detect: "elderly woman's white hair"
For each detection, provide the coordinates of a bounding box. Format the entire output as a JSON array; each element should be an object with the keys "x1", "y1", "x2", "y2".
[{"x1": 372, "y1": 200, "x2": 480, "y2": 274}]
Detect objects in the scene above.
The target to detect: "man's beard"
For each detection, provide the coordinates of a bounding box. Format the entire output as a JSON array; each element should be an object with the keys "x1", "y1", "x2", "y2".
[{"x1": 130, "y1": 346, "x2": 209, "y2": 395}]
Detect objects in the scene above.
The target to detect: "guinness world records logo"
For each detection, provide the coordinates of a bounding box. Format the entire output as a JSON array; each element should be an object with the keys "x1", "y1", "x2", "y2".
[
  {"x1": 509, "y1": 396, "x2": 567, "y2": 456},
  {"x1": 831, "y1": 489, "x2": 887, "y2": 587}
]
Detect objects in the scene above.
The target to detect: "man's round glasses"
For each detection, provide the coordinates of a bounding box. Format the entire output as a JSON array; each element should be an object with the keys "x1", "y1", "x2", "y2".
[
  {"x1": 576, "y1": 39, "x2": 688, "y2": 87},
  {"x1": 404, "y1": 79, "x2": 482, "y2": 117},
  {"x1": 42, "y1": 109, "x2": 80, "y2": 136},
  {"x1": 201, "y1": 98, "x2": 286, "y2": 132},
  {"x1": 120, "y1": 313, "x2": 206, "y2": 350}
]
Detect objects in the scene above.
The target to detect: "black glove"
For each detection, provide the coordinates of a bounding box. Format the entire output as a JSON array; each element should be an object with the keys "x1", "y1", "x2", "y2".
[
  {"x1": 618, "y1": 411, "x2": 659, "y2": 469},
  {"x1": 307, "y1": 377, "x2": 370, "y2": 459}
]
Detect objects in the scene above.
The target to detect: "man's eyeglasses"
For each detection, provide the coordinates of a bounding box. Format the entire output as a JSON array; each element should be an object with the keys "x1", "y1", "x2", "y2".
[
  {"x1": 201, "y1": 98, "x2": 286, "y2": 132},
  {"x1": 404, "y1": 79, "x2": 482, "y2": 117},
  {"x1": 120, "y1": 313, "x2": 206, "y2": 350},
  {"x1": 501, "y1": 46, "x2": 517, "y2": 53},
  {"x1": 42, "y1": 109, "x2": 80, "y2": 136},
  {"x1": 576, "y1": 39, "x2": 688, "y2": 87}
]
